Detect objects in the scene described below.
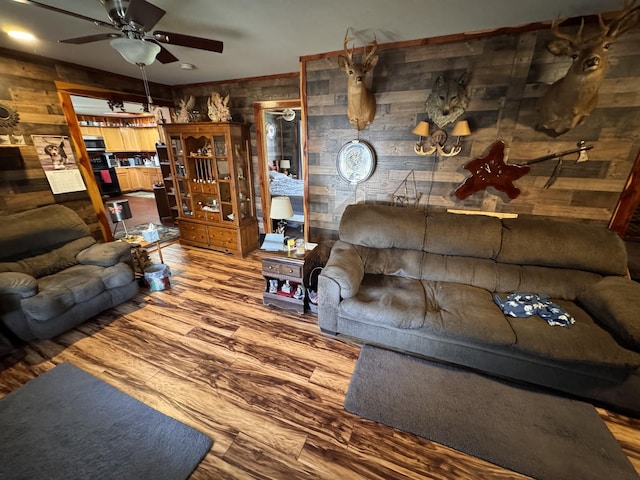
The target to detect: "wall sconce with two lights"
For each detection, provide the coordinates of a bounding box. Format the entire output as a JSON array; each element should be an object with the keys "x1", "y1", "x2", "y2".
[{"x1": 412, "y1": 120, "x2": 471, "y2": 157}]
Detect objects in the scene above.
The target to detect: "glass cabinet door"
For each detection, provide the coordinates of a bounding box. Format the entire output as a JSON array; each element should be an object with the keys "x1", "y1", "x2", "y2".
[
  {"x1": 169, "y1": 135, "x2": 191, "y2": 217},
  {"x1": 184, "y1": 134, "x2": 221, "y2": 223},
  {"x1": 231, "y1": 127, "x2": 253, "y2": 221}
]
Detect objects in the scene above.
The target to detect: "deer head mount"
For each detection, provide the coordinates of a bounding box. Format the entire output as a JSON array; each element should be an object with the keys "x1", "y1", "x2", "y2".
[
  {"x1": 536, "y1": 0, "x2": 640, "y2": 137},
  {"x1": 338, "y1": 29, "x2": 379, "y2": 131},
  {"x1": 425, "y1": 72, "x2": 470, "y2": 128}
]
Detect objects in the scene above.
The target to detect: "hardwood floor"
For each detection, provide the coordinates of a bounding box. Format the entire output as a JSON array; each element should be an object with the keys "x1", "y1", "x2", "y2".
[{"x1": 2, "y1": 243, "x2": 640, "y2": 479}]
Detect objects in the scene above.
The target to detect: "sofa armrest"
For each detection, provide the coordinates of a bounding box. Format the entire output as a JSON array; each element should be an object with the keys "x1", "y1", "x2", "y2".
[
  {"x1": 321, "y1": 241, "x2": 364, "y2": 299},
  {"x1": 317, "y1": 241, "x2": 364, "y2": 335},
  {"x1": 0, "y1": 272, "x2": 38, "y2": 298},
  {"x1": 577, "y1": 276, "x2": 640, "y2": 352},
  {"x1": 77, "y1": 241, "x2": 132, "y2": 267}
]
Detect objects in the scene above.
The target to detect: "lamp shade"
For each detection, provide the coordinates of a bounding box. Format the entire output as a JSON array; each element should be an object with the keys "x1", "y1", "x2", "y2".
[
  {"x1": 452, "y1": 120, "x2": 471, "y2": 137},
  {"x1": 106, "y1": 199, "x2": 132, "y2": 222},
  {"x1": 270, "y1": 196, "x2": 293, "y2": 219},
  {"x1": 110, "y1": 37, "x2": 161, "y2": 66},
  {"x1": 412, "y1": 121, "x2": 430, "y2": 137},
  {"x1": 279, "y1": 159, "x2": 291, "y2": 169}
]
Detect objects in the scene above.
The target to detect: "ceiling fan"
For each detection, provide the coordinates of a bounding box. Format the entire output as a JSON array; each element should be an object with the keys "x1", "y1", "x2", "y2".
[{"x1": 19, "y1": 0, "x2": 224, "y2": 66}]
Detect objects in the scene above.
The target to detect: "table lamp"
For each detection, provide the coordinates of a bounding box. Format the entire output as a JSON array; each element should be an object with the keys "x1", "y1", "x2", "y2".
[
  {"x1": 270, "y1": 196, "x2": 293, "y2": 234},
  {"x1": 106, "y1": 199, "x2": 133, "y2": 238}
]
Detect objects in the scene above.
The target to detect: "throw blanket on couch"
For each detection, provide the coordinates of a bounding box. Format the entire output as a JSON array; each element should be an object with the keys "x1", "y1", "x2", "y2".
[{"x1": 493, "y1": 293, "x2": 575, "y2": 327}]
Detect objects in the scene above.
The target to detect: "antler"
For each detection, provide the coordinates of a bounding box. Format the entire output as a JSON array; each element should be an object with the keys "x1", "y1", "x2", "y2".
[
  {"x1": 551, "y1": 17, "x2": 584, "y2": 46},
  {"x1": 343, "y1": 28, "x2": 354, "y2": 64},
  {"x1": 363, "y1": 34, "x2": 378, "y2": 65},
  {"x1": 604, "y1": 0, "x2": 640, "y2": 39}
]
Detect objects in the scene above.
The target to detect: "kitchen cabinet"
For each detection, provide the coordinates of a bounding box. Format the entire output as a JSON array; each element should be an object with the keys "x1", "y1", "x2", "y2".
[
  {"x1": 80, "y1": 126, "x2": 102, "y2": 137},
  {"x1": 93, "y1": 126, "x2": 159, "y2": 152},
  {"x1": 115, "y1": 168, "x2": 132, "y2": 192},
  {"x1": 115, "y1": 167, "x2": 161, "y2": 192},
  {"x1": 163, "y1": 122, "x2": 259, "y2": 256},
  {"x1": 102, "y1": 127, "x2": 126, "y2": 152}
]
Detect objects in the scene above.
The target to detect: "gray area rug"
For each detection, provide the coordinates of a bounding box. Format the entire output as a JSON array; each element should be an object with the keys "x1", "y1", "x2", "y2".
[
  {"x1": 345, "y1": 345, "x2": 639, "y2": 480},
  {"x1": 0, "y1": 363, "x2": 212, "y2": 480}
]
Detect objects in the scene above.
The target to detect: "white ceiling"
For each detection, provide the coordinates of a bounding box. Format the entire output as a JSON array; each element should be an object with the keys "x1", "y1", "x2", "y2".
[{"x1": 0, "y1": 0, "x2": 624, "y2": 87}]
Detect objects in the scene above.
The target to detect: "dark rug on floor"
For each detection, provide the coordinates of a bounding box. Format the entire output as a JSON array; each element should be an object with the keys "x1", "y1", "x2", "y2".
[
  {"x1": 344, "y1": 345, "x2": 639, "y2": 480},
  {"x1": 115, "y1": 222, "x2": 180, "y2": 245},
  {"x1": 0, "y1": 363, "x2": 212, "y2": 480}
]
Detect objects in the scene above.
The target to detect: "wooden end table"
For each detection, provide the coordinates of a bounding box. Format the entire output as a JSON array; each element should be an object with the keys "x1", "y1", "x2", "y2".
[{"x1": 262, "y1": 246, "x2": 319, "y2": 314}]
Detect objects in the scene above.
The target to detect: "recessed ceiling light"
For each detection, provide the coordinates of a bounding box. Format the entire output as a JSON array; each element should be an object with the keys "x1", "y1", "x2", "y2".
[
  {"x1": 180, "y1": 63, "x2": 196, "y2": 70},
  {"x1": 7, "y1": 30, "x2": 35, "y2": 41}
]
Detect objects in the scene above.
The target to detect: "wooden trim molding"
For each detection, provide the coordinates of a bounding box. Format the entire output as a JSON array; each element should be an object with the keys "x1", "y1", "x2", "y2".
[{"x1": 610, "y1": 149, "x2": 640, "y2": 236}]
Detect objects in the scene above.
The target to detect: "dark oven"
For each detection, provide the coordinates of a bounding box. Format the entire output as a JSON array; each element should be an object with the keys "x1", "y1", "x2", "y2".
[{"x1": 90, "y1": 153, "x2": 121, "y2": 197}]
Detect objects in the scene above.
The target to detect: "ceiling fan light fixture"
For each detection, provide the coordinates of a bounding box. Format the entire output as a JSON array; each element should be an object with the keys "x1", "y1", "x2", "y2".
[{"x1": 109, "y1": 37, "x2": 160, "y2": 65}]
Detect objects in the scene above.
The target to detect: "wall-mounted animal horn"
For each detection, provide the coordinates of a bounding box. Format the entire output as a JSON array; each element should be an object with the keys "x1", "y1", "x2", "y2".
[
  {"x1": 337, "y1": 28, "x2": 379, "y2": 131},
  {"x1": 425, "y1": 72, "x2": 470, "y2": 128},
  {"x1": 536, "y1": 0, "x2": 640, "y2": 136}
]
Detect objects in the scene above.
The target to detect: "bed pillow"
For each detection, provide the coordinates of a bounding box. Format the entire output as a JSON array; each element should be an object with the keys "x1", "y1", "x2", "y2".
[{"x1": 577, "y1": 277, "x2": 640, "y2": 351}]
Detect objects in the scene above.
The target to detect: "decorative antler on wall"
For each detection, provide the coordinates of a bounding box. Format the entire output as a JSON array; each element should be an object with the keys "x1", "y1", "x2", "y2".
[
  {"x1": 536, "y1": 0, "x2": 640, "y2": 136},
  {"x1": 337, "y1": 28, "x2": 379, "y2": 131}
]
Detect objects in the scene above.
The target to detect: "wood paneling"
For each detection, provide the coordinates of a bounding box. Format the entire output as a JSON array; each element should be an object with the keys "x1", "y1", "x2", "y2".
[
  {"x1": 0, "y1": 48, "x2": 172, "y2": 237},
  {"x1": 1, "y1": 243, "x2": 638, "y2": 479},
  {"x1": 303, "y1": 24, "x2": 640, "y2": 240}
]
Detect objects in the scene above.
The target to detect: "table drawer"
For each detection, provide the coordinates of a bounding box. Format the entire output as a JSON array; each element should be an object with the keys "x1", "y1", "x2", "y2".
[{"x1": 263, "y1": 259, "x2": 302, "y2": 278}]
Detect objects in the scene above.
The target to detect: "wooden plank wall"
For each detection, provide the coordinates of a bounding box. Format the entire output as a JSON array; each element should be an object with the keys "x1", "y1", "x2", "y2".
[
  {"x1": 0, "y1": 49, "x2": 172, "y2": 236},
  {"x1": 173, "y1": 75, "x2": 300, "y2": 229},
  {"x1": 304, "y1": 23, "x2": 640, "y2": 242}
]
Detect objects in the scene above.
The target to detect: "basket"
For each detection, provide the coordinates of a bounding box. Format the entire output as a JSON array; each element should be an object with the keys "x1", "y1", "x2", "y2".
[{"x1": 307, "y1": 266, "x2": 323, "y2": 313}]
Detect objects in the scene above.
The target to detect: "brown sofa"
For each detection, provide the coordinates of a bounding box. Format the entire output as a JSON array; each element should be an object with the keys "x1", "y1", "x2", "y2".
[
  {"x1": 318, "y1": 204, "x2": 640, "y2": 415},
  {"x1": 0, "y1": 204, "x2": 138, "y2": 341}
]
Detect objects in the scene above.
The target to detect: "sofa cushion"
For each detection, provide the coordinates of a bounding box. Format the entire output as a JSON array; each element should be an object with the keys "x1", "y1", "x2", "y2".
[
  {"x1": 421, "y1": 281, "x2": 516, "y2": 346},
  {"x1": 0, "y1": 272, "x2": 38, "y2": 298},
  {"x1": 0, "y1": 205, "x2": 91, "y2": 262},
  {"x1": 504, "y1": 298, "x2": 640, "y2": 368},
  {"x1": 363, "y1": 247, "x2": 423, "y2": 279},
  {"x1": 497, "y1": 218, "x2": 627, "y2": 276},
  {"x1": 340, "y1": 204, "x2": 426, "y2": 249},
  {"x1": 20, "y1": 263, "x2": 131, "y2": 322},
  {"x1": 340, "y1": 274, "x2": 427, "y2": 328},
  {"x1": 18, "y1": 237, "x2": 95, "y2": 278},
  {"x1": 77, "y1": 241, "x2": 131, "y2": 267},
  {"x1": 425, "y1": 211, "x2": 502, "y2": 259},
  {"x1": 577, "y1": 277, "x2": 640, "y2": 352}
]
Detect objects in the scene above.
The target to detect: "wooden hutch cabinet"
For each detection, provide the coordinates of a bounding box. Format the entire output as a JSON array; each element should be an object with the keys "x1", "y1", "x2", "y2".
[{"x1": 163, "y1": 122, "x2": 259, "y2": 256}]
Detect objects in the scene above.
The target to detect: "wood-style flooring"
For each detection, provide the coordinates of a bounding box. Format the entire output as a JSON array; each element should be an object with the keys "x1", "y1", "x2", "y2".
[{"x1": 1, "y1": 243, "x2": 640, "y2": 479}]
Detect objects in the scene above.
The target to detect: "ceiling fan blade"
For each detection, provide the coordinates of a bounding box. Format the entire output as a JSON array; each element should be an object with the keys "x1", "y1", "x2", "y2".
[
  {"x1": 59, "y1": 33, "x2": 123, "y2": 45},
  {"x1": 18, "y1": 0, "x2": 115, "y2": 30},
  {"x1": 124, "y1": 0, "x2": 166, "y2": 31},
  {"x1": 152, "y1": 42, "x2": 179, "y2": 64},
  {"x1": 152, "y1": 31, "x2": 223, "y2": 53}
]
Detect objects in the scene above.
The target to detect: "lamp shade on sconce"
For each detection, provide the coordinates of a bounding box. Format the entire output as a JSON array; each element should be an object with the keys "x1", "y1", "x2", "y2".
[
  {"x1": 412, "y1": 121, "x2": 430, "y2": 137},
  {"x1": 110, "y1": 38, "x2": 161, "y2": 66},
  {"x1": 270, "y1": 196, "x2": 294, "y2": 219},
  {"x1": 452, "y1": 120, "x2": 471, "y2": 137},
  {"x1": 279, "y1": 159, "x2": 291, "y2": 169}
]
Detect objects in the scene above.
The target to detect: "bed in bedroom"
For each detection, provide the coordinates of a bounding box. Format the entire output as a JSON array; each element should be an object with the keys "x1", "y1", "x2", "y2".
[{"x1": 269, "y1": 170, "x2": 304, "y2": 226}]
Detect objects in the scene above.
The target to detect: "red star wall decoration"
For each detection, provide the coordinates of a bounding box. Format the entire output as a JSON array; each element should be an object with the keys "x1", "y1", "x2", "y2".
[{"x1": 455, "y1": 140, "x2": 530, "y2": 200}]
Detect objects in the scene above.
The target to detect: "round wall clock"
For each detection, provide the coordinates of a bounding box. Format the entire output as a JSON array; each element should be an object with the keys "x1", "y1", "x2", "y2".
[{"x1": 336, "y1": 140, "x2": 376, "y2": 185}]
